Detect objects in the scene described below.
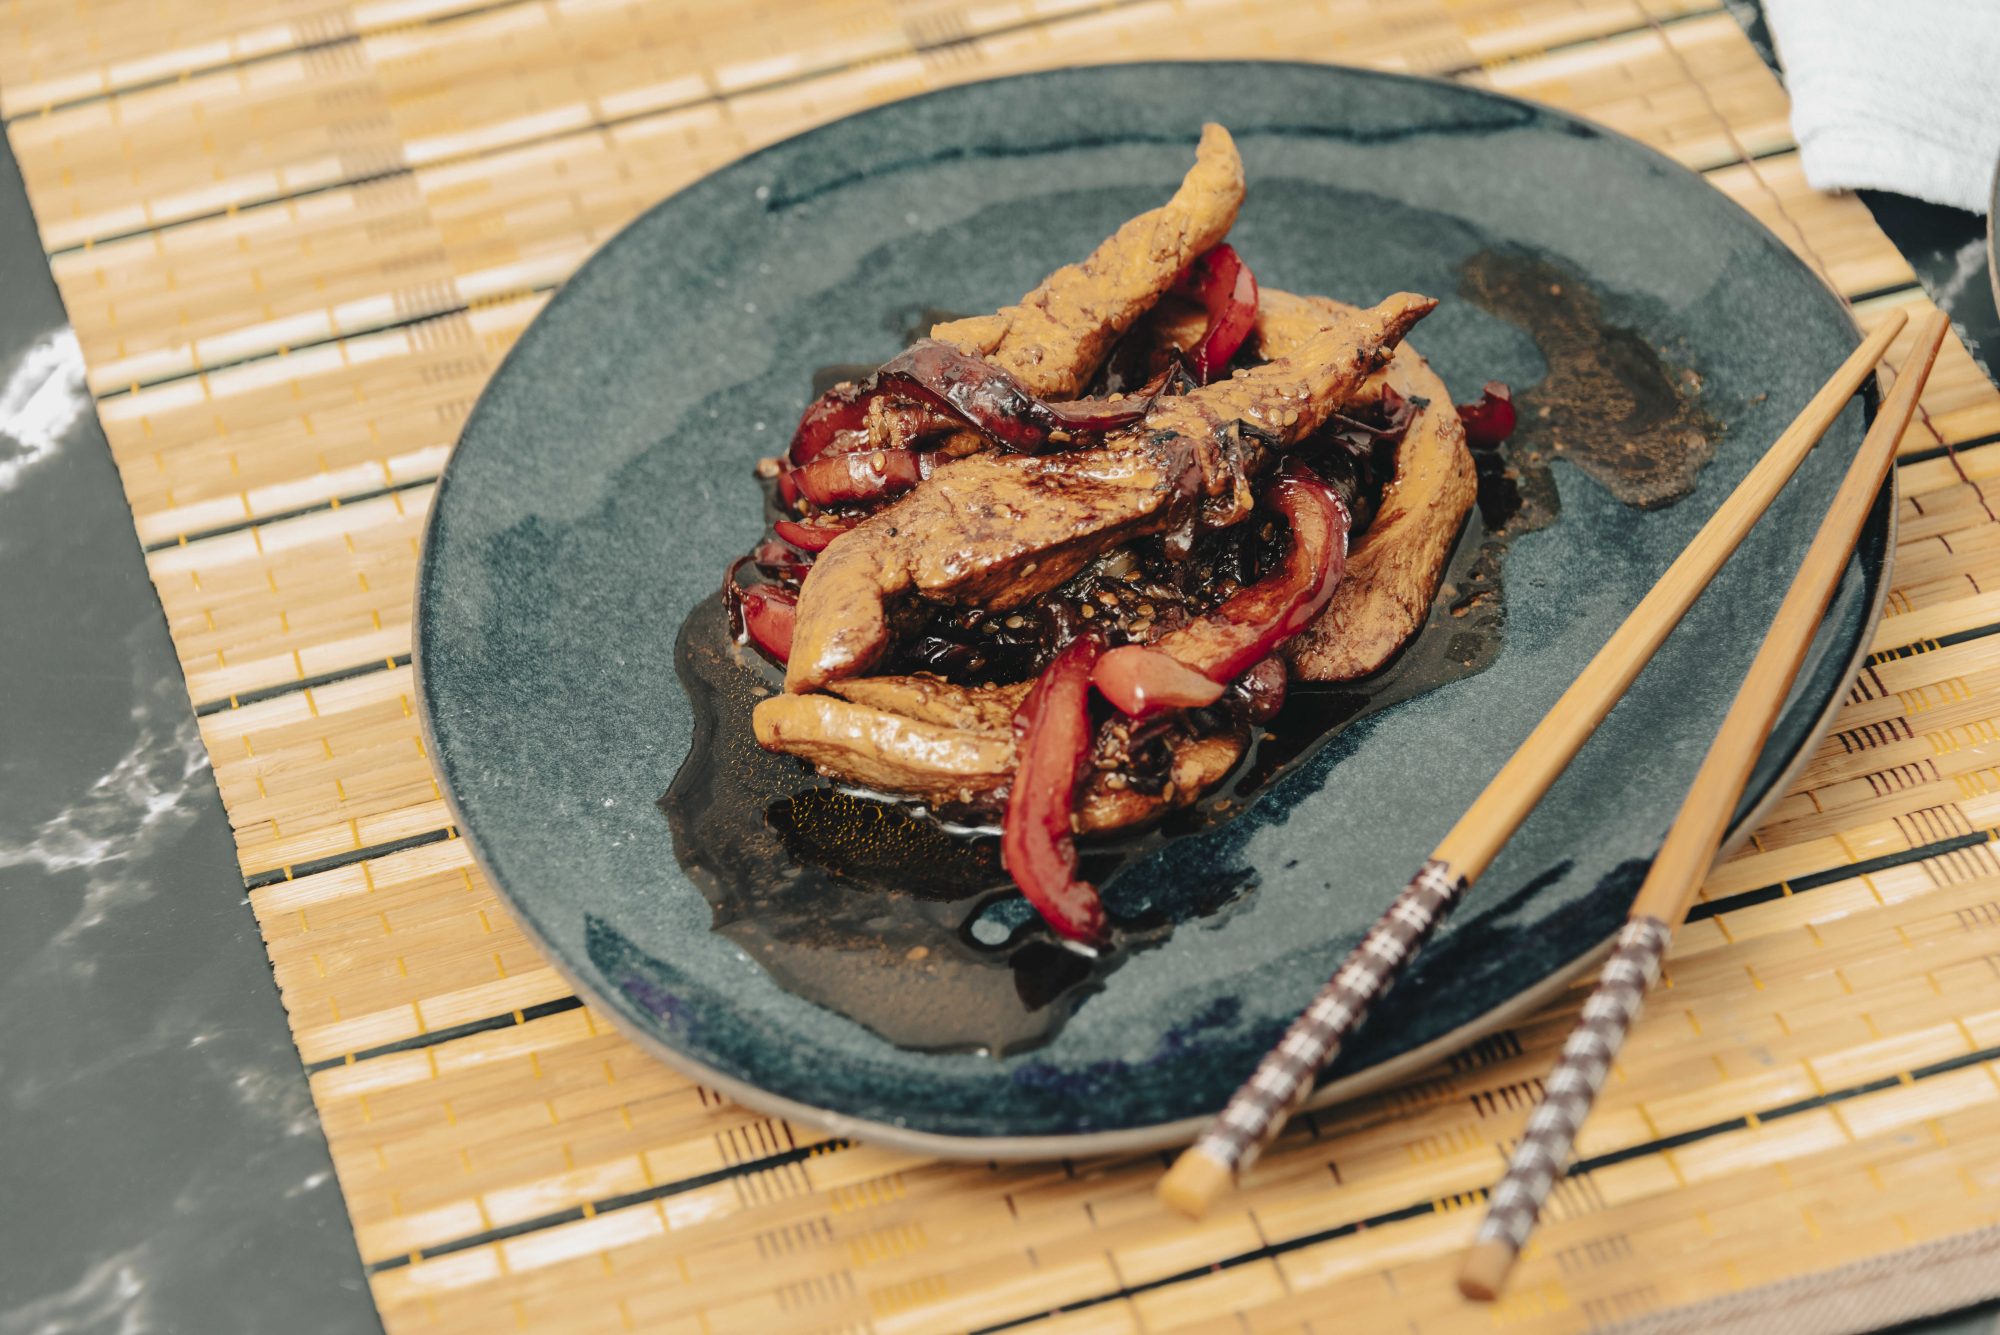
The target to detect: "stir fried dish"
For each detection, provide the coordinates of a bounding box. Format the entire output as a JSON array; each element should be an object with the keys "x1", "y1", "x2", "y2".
[{"x1": 723, "y1": 124, "x2": 1515, "y2": 947}]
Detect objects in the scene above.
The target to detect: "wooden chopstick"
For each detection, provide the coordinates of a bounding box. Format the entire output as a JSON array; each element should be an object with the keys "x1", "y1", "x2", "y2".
[
  {"x1": 1456, "y1": 309, "x2": 1952, "y2": 1301},
  {"x1": 1157, "y1": 309, "x2": 1911, "y2": 1218}
]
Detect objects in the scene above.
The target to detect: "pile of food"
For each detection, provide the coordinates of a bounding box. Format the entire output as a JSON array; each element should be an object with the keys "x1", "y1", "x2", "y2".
[{"x1": 724, "y1": 124, "x2": 1513, "y2": 946}]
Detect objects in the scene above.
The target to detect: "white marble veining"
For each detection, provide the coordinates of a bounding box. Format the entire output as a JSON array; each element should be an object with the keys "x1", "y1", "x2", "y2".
[
  {"x1": 1934, "y1": 237, "x2": 1994, "y2": 313},
  {"x1": 0, "y1": 1246, "x2": 153, "y2": 1335},
  {"x1": 2, "y1": 668, "x2": 210, "y2": 978},
  {"x1": 0, "y1": 142, "x2": 374, "y2": 1332},
  {"x1": 0, "y1": 327, "x2": 84, "y2": 497}
]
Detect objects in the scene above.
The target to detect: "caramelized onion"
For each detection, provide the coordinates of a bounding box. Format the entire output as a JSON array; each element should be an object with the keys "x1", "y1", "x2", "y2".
[
  {"x1": 788, "y1": 448, "x2": 927, "y2": 508},
  {"x1": 783, "y1": 340, "x2": 1153, "y2": 465}
]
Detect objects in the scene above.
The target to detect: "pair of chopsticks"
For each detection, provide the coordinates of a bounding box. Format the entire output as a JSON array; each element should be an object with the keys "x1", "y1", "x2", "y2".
[
  {"x1": 1159, "y1": 310, "x2": 1950, "y2": 1286},
  {"x1": 1456, "y1": 310, "x2": 1948, "y2": 1297}
]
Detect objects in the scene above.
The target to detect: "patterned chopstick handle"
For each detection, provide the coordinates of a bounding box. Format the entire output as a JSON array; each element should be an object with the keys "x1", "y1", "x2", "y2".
[
  {"x1": 1473, "y1": 915, "x2": 1671, "y2": 1255},
  {"x1": 1189, "y1": 858, "x2": 1470, "y2": 1177}
]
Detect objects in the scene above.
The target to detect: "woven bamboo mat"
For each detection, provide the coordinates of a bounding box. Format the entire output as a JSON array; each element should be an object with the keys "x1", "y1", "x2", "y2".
[{"x1": 9, "y1": 1, "x2": 2000, "y2": 1331}]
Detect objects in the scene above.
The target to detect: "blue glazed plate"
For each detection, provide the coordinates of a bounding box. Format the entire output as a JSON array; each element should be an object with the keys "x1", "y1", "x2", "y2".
[{"x1": 416, "y1": 63, "x2": 1889, "y2": 1156}]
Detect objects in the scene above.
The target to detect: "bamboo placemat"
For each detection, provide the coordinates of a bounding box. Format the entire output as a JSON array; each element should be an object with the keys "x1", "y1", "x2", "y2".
[{"x1": 9, "y1": 2, "x2": 2000, "y2": 1331}]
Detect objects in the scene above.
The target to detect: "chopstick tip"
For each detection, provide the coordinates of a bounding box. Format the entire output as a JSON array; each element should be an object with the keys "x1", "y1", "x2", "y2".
[
  {"x1": 1158, "y1": 1145, "x2": 1233, "y2": 1218},
  {"x1": 1457, "y1": 1238, "x2": 1517, "y2": 1302}
]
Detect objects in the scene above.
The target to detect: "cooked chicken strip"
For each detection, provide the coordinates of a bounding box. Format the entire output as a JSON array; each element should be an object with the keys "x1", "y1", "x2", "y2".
[
  {"x1": 931, "y1": 124, "x2": 1245, "y2": 400},
  {"x1": 1151, "y1": 287, "x2": 1478, "y2": 679},
  {"x1": 785, "y1": 437, "x2": 1203, "y2": 693},
  {"x1": 752, "y1": 693, "x2": 1014, "y2": 806},
  {"x1": 828, "y1": 675, "x2": 1032, "y2": 732},
  {"x1": 1141, "y1": 292, "x2": 1436, "y2": 527},
  {"x1": 754, "y1": 685, "x2": 1243, "y2": 832},
  {"x1": 1078, "y1": 732, "x2": 1243, "y2": 833},
  {"x1": 785, "y1": 293, "x2": 1436, "y2": 693},
  {"x1": 1147, "y1": 287, "x2": 1398, "y2": 405},
  {"x1": 1286, "y1": 335, "x2": 1475, "y2": 680}
]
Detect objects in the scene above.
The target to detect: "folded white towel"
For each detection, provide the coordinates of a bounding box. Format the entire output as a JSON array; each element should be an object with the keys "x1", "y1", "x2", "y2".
[{"x1": 1764, "y1": 0, "x2": 2000, "y2": 216}]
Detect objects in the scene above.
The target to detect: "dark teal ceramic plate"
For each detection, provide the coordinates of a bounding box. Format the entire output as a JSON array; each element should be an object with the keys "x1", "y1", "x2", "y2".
[{"x1": 416, "y1": 63, "x2": 1889, "y2": 1156}]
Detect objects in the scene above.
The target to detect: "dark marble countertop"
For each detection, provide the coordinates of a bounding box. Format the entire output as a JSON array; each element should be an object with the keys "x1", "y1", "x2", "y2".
[{"x1": 0, "y1": 138, "x2": 377, "y2": 1333}]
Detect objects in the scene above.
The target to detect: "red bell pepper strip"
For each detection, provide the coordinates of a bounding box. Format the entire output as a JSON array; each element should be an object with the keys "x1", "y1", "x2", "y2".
[
  {"x1": 772, "y1": 516, "x2": 857, "y2": 552},
  {"x1": 1178, "y1": 244, "x2": 1259, "y2": 384},
  {"x1": 788, "y1": 448, "x2": 927, "y2": 508},
  {"x1": 735, "y1": 584, "x2": 798, "y2": 665},
  {"x1": 752, "y1": 538, "x2": 811, "y2": 582},
  {"x1": 1002, "y1": 633, "x2": 1108, "y2": 945},
  {"x1": 1456, "y1": 380, "x2": 1517, "y2": 449},
  {"x1": 1091, "y1": 644, "x2": 1226, "y2": 719},
  {"x1": 1148, "y1": 466, "x2": 1350, "y2": 685},
  {"x1": 787, "y1": 382, "x2": 871, "y2": 466}
]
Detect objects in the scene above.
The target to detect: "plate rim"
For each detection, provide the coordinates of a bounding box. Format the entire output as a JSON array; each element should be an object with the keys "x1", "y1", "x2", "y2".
[{"x1": 414, "y1": 58, "x2": 1894, "y2": 1157}]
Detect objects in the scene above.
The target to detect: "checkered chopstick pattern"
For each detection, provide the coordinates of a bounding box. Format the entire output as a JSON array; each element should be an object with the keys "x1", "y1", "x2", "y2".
[
  {"x1": 1188, "y1": 857, "x2": 1471, "y2": 1176},
  {"x1": 1474, "y1": 915, "x2": 1672, "y2": 1256}
]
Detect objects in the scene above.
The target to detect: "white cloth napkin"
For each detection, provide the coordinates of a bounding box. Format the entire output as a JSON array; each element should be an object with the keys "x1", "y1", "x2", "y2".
[{"x1": 1763, "y1": 0, "x2": 2000, "y2": 216}]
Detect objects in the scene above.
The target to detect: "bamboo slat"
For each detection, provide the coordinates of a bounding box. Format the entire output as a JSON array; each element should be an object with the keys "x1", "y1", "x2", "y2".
[{"x1": 9, "y1": 1, "x2": 2000, "y2": 1331}]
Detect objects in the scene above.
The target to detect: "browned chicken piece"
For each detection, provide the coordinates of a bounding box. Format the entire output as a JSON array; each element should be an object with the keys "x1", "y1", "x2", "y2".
[
  {"x1": 1077, "y1": 733, "x2": 1244, "y2": 833},
  {"x1": 1286, "y1": 337, "x2": 1474, "y2": 680},
  {"x1": 1141, "y1": 292, "x2": 1436, "y2": 527},
  {"x1": 752, "y1": 693, "x2": 1014, "y2": 807},
  {"x1": 1146, "y1": 287, "x2": 1395, "y2": 403},
  {"x1": 930, "y1": 124, "x2": 1245, "y2": 400},
  {"x1": 1251, "y1": 288, "x2": 1401, "y2": 361},
  {"x1": 784, "y1": 292, "x2": 1436, "y2": 694},
  {"x1": 1149, "y1": 288, "x2": 1478, "y2": 681},
  {"x1": 754, "y1": 683, "x2": 1243, "y2": 832},
  {"x1": 785, "y1": 437, "x2": 1203, "y2": 693},
  {"x1": 828, "y1": 675, "x2": 1032, "y2": 732}
]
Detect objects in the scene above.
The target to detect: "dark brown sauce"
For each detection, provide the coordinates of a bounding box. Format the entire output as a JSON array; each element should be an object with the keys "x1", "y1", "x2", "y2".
[
  {"x1": 1461, "y1": 249, "x2": 1721, "y2": 509},
  {"x1": 662, "y1": 250, "x2": 1713, "y2": 1055}
]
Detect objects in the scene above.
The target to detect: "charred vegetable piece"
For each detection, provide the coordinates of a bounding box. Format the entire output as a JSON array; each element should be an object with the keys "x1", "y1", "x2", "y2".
[
  {"x1": 1001, "y1": 634, "x2": 1108, "y2": 944},
  {"x1": 1234, "y1": 655, "x2": 1289, "y2": 723},
  {"x1": 788, "y1": 382, "x2": 871, "y2": 466},
  {"x1": 1179, "y1": 244, "x2": 1259, "y2": 383},
  {"x1": 783, "y1": 342, "x2": 1153, "y2": 465},
  {"x1": 1321, "y1": 383, "x2": 1419, "y2": 460},
  {"x1": 1092, "y1": 645, "x2": 1226, "y2": 719},
  {"x1": 1456, "y1": 381, "x2": 1517, "y2": 449},
  {"x1": 752, "y1": 538, "x2": 812, "y2": 582},
  {"x1": 738, "y1": 585, "x2": 798, "y2": 664},
  {"x1": 874, "y1": 341, "x2": 1151, "y2": 453},
  {"x1": 773, "y1": 516, "x2": 857, "y2": 552},
  {"x1": 1150, "y1": 467, "x2": 1350, "y2": 683},
  {"x1": 789, "y1": 448, "x2": 927, "y2": 508}
]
